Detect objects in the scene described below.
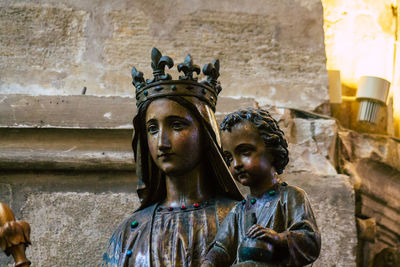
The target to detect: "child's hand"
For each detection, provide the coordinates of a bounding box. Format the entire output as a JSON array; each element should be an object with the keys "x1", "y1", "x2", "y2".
[
  {"x1": 246, "y1": 224, "x2": 285, "y2": 247},
  {"x1": 200, "y1": 260, "x2": 213, "y2": 267}
]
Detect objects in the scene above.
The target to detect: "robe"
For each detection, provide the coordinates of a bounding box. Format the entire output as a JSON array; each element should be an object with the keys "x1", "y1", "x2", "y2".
[
  {"x1": 206, "y1": 183, "x2": 321, "y2": 266},
  {"x1": 103, "y1": 197, "x2": 236, "y2": 267}
]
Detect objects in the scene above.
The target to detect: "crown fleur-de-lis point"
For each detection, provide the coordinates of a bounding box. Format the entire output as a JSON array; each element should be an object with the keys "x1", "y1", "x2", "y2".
[
  {"x1": 131, "y1": 66, "x2": 145, "y2": 92},
  {"x1": 147, "y1": 47, "x2": 174, "y2": 83},
  {"x1": 177, "y1": 54, "x2": 201, "y2": 81},
  {"x1": 202, "y1": 59, "x2": 221, "y2": 94},
  {"x1": 132, "y1": 48, "x2": 222, "y2": 110}
]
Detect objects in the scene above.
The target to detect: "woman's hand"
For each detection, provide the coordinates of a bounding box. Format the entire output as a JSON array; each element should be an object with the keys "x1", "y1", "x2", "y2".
[{"x1": 246, "y1": 224, "x2": 286, "y2": 247}]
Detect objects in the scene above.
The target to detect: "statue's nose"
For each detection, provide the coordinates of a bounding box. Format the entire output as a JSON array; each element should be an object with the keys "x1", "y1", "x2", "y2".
[{"x1": 158, "y1": 128, "x2": 171, "y2": 151}]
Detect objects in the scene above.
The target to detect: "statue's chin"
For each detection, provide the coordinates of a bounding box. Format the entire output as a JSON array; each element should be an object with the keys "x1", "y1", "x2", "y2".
[{"x1": 238, "y1": 237, "x2": 274, "y2": 263}]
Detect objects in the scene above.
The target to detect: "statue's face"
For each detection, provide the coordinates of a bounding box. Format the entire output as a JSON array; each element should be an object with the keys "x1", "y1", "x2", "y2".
[
  {"x1": 146, "y1": 98, "x2": 202, "y2": 176},
  {"x1": 221, "y1": 121, "x2": 274, "y2": 187}
]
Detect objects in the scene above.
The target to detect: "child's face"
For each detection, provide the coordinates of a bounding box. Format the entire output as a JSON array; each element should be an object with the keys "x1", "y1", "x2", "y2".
[{"x1": 221, "y1": 121, "x2": 275, "y2": 187}]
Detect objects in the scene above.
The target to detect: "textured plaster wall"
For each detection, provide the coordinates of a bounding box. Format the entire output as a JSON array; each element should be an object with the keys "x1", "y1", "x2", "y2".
[
  {"x1": 0, "y1": 0, "x2": 329, "y2": 111},
  {"x1": 0, "y1": 172, "x2": 138, "y2": 266}
]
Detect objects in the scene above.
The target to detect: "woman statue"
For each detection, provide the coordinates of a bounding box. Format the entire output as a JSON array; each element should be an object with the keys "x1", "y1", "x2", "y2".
[{"x1": 103, "y1": 48, "x2": 243, "y2": 267}]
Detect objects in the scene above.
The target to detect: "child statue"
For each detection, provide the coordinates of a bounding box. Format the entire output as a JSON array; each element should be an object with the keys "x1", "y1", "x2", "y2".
[{"x1": 202, "y1": 108, "x2": 321, "y2": 266}]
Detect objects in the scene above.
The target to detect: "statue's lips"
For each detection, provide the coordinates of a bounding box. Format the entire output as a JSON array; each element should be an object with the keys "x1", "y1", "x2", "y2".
[
  {"x1": 235, "y1": 171, "x2": 248, "y2": 180},
  {"x1": 157, "y1": 153, "x2": 174, "y2": 159}
]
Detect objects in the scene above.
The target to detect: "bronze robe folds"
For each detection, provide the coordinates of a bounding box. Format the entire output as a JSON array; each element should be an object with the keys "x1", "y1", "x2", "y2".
[
  {"x1": 208, "y1": 183, "x2": 321, "y2": 266},
  {"x1": 103, "y1": 198, "x2": 236, "y2": 267}
]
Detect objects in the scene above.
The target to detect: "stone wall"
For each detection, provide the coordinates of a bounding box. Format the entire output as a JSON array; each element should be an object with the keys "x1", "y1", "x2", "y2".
[
  {"x1": 0, "y1": 0, "x2": 365, "y2": 266},
  {"x1": 338, "y1": 129, "x2": 400, "y2": 266},
  {"x1": 0, "y1": 95, "x2": 358, "y2": 266},
  {"x1": 0, "y1": 0, "x2": 329, "y2": 111}
]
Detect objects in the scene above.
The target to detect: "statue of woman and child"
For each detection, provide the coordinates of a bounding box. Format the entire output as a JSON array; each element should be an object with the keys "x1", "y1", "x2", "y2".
[{"x1": 102, "y1": 48, "x2": 321, "y2": 267}]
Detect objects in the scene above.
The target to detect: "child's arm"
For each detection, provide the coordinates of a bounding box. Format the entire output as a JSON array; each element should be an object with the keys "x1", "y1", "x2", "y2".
[
  {"x1": 201, "y1": 205, "x2": 240, "y2": 266},
  {"x1": 245, "y1": 187, "x2": 321, "y2": 266},
  {"x1": 201, "y1": 245, "x2": 230, "y2": 267},
  {"x1": 245, "y1": 224, "x2": 289, "y2": 260},
  {"x1": 283, "y1": 189, "x2": 321, "y2": 266},
  {"x1": 247, "y1": 224, "x2": 287, "y2": 247}
]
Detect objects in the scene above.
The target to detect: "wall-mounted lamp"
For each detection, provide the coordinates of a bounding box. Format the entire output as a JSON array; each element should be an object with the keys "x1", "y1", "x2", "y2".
[{"x1": 356, "y1": 76, "x2": 391, "y2": 123}]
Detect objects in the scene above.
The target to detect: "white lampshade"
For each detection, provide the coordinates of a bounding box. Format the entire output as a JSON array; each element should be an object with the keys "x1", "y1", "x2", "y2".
[{"x1": 356, "y1": 76, "x2": 391, "y2": 123}]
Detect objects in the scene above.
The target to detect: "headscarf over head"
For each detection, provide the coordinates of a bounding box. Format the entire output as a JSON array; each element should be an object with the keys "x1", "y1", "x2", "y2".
[{"x1": 131, "y1": 48, "x2": 243, "y2": 209}]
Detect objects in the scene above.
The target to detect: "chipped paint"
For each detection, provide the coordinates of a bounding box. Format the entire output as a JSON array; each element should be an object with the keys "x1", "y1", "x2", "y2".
[
  {"x1": 103, "y1": 112, "x2": 112, "y2": 119},
  {"x1": 63, "y1": 146, "x2": 77, "y2": 153}
]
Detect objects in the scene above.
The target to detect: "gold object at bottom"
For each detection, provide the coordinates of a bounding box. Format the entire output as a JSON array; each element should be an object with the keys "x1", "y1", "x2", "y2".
[{"x1": 0, "y1": 203, "x2": 31, "y2": 267}]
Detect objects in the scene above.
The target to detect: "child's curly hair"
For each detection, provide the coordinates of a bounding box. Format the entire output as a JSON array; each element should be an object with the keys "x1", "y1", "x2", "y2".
[{"x1": 220, "y1": 108, "x2": 289, "y2": 174}]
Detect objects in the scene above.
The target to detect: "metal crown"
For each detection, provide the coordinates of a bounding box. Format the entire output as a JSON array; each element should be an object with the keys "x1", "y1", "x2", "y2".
[{"x1": 132, "y1": 47, "x2": 222, "y2": 111}]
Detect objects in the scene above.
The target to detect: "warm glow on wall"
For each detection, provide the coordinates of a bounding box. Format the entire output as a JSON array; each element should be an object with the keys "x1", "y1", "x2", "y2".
[
  {"x1": 322, "y1": 0, "x2": 395, "y2": 87},
  {"x1": 322, "y1": 0, "x2": 400, "y2": 136},
  {"x1": 393, "y1": 41, "x2": 400, "y2": 136}
]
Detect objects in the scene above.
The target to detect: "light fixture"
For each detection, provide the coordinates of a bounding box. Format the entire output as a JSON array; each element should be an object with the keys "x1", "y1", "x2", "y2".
[{"x1": 356, "y1": 76, "x2": 391, "y2": 123}]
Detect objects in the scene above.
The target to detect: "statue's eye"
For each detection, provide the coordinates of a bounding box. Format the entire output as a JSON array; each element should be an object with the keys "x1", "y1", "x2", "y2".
[
  {"x1": 237, "y1": 145, "x2": 255, "y2": 157},
  {"x1": 147, "y1": 124, "x2": 158, "y2": 134},
  {"x1": 241, "y1": 150, "x2": 252, "y2": 156},
  {"x1": 171, "y1": 120, "x2": 188, "y2": 130},
  {"x1": 223, "y1": 152, "x2": 233, "y2": 166}
]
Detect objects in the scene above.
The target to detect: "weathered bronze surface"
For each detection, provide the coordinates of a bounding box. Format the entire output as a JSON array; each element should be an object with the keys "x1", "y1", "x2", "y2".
[
  {"x1": 103, "y1": 48, "x2": 243, "y2": 266},
  {"x1": 372, "y1": 247, "x2": 400, "y2": 267},
  {"x1": 203, "y1": 184, "x2": 320, "y2": 266},
  {"x1": 203, "y1": 109, "x2": 321, "y2": 266},
  {"x1": 0, "y1": 202, "x2": 31, "y2": 267}
]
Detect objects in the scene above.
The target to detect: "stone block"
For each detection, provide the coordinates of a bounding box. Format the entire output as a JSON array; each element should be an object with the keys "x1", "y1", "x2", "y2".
[
  {"x1": 339, "y1": 130, "x2": 400, "y2": 172},
  {"x1": 357, "y1": 217, "x2": 376, "y2": 242},
  {"x1": 0, "y1": 3, "x2": 89, "y2": 93},
  {"x1": 285, "y1": 118, "x2": 338, "y2": 175},
  {"x1": 285, "y1": 173, "x2": 357, "y2": 266},
  {"x1": 0, "y1": 0, "x2": 328, "y2": 112},
  {"x1": 102, "y1": 0, "x2": 328, "y2": 110},
  {"x1": 0, "y1": 183, "x2": 12, "y2": 205},
  {"x1": 337, "y1": 129, "x2": 400, "y2": 266},
  {"x1": 21, "y1": 192, "x2": 139, "y2": 266}
]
